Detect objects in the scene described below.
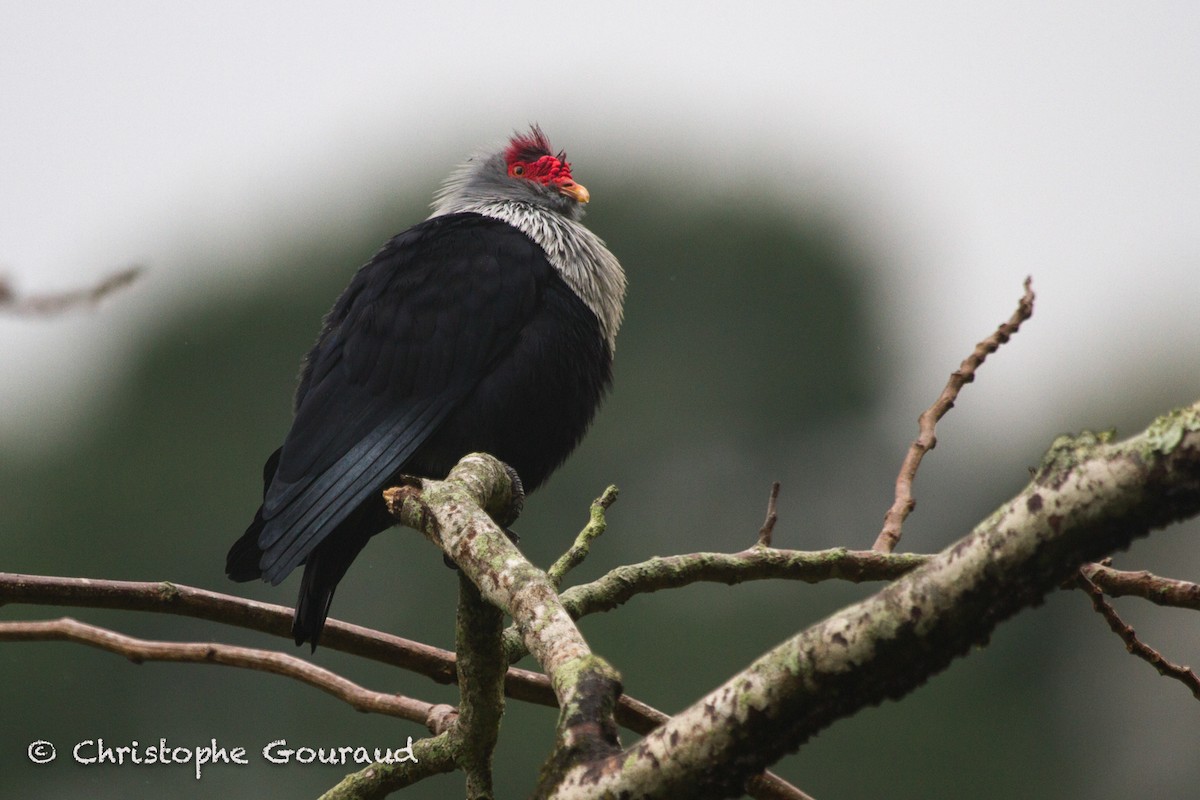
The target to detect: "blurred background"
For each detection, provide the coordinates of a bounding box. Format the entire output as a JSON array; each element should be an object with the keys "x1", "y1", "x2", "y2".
[{"x1": 2, "y1": 3, "x2": 1199, "y2": 798}]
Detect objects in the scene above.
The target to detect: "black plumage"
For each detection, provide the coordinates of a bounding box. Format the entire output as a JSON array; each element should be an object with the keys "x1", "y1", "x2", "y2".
[{"x1": 227, "y1": 129, "x2": 624, "y2": 647}]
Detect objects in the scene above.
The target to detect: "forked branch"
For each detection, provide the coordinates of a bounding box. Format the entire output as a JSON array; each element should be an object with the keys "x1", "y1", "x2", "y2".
[{"x1": 1075, "y1": 570, "x2": 1200, "y2": 700}]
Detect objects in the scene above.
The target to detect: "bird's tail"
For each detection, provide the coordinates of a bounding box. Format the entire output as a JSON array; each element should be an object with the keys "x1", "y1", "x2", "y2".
[
  {"x1": 291, "y1": 530, "x2": 372, "y2": 650},
  {"x1": 228, "y1": 510, "x2": 373, "y2": 649},
  {"x1": 226, "y1": 445, "x2": 382, "y2": 650}
]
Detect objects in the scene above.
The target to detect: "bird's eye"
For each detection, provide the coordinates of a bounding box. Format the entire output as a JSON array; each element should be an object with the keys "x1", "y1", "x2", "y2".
[{"x1": 511, "y1": 164, "x2": 525, "y2": 177}]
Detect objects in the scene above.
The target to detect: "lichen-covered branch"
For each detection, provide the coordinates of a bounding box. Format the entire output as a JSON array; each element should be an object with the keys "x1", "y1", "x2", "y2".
[
  {"x1": 560, "y1": 548, "x2": 927, "y2": 617},
  {"x1": 455, "y1": 574, "x2": 507, "y2": 798},
  {"x1": 9, "y1": 415, "x2": 1200, "y2": 800},
  {"x1": 503, "y1": 547, "x2": 928, "y2": 662},
  {"x1": 547, "y1": 486, "x2": 619, "y2": 588},
  {"x1": 316, "y1": 732, "x2": 458, "y2": 800},
  {"x1": 544, "y1": 402, "x2": 1200, "y2": 799},
  {"x1": 384, "y1": 454, "x2": 624, "y2": 767}
]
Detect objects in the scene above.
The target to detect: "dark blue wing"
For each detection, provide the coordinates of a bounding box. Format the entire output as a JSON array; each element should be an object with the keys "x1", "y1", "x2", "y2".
[{"x1": 255, "y1": 213, "x2": 549, "y2": 584}]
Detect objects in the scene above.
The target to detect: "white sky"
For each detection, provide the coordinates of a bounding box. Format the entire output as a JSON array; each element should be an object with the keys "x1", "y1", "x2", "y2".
[{"x1": 2, "y1": 2, "x2": 1198, "y2": 452}]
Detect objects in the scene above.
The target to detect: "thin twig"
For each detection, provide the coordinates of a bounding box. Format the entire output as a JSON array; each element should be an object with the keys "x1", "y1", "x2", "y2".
[
  {"x1": 0, "y1": 267, "x2": 144, "y2": 316},
  {"x1": 873, "y1": 277, "x2": 1036, "y2": 553},
  {"x1": 0, "y1": 617, "x2": 456, "y2": 730},
  {"x1": 757, "y1": 482, "x2": 781, "y2": 547},
  {"x1": 1074, "y1": 571, "x2": 1200, "y2": 700},
  {"x1": 0, "y1": 572, "x2": 457, "y2": 681},
  {"x1": 547, "y1": 485, "x2": 619, "y2": 588},
  {"x1": 748, "y1": 773, "x2": 819, "y2": 800},
  {"x1": 1081, "y1": 562, "x2": 1200, "y2": 611}
]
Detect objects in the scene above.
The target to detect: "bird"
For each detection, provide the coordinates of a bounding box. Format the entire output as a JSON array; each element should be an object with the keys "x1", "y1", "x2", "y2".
[{"x1": 226, "y1": 126, "x2": 626, "y2": 648}]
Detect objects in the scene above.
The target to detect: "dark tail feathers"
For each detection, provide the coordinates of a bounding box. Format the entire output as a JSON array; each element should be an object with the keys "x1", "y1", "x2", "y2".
[
  {"x1": 227, "y1": 445, "x2": 379, "y2": 651},
  {"x1": 291, "y1": 532, "x2": 371, "y2": 650}
]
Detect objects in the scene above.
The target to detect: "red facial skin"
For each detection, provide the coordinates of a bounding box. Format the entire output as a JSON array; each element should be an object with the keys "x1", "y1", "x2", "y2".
[{"x1": 504, "y1": 129, "x2": 589, "y2": 203}]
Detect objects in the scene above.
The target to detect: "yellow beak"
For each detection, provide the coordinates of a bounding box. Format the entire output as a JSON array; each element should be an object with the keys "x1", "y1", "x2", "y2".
[{"x1": 557, "y1": 180, "x2": 590, "y2": 204}]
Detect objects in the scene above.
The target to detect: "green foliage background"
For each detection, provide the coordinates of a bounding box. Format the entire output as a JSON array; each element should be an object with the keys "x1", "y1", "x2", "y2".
[{"x1": 3, "y1": 170, "x2": 1198, "y2": 799}]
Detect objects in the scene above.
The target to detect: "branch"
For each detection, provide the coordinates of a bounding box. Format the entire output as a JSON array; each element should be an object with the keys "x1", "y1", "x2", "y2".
[
  {"x1": 317, "y1": 732, "x2": 458, "y2": 800},
  {"x1": 386, "y1": 458, "x2": 814, "y2": 800},
  {"x1": 377, "y1": 458, "x2": 840, "y2": 800},
  {"x1": 1081, "y1": 562, "x2": 1200, "y2": 611},
  {"x1": 0, "y1": 617, "x2": 454, "y2": 730},
  {"x1": 0, "y1": 572, "x2": 603, "y2": 733},
  {"x1": 9, "y1": 555, "x2": 1193, "y2": 786},
  {"x1": 0, "y1": 267, "x2": 143, "y2": 316},
  {"x1": 454, "y1": 574, "x2": 507, "y2": 798},
  {"x1": 558, "y1": 548, "x2": 925, "y2": 620},
  {"x1": 545, "y1": 402, "x2": 1200, "y2": 798},
  {"x1": 1074, "y1": 570, "x2": 1200, "y2": 699},
  {"x1": 0, "y1": 572, "x2": 639, "y2": 743},
  {"x1": 0, "y1": 572, "x2": 457, "y2": 681},
  {"x1": 548, "y1": 486, "x2": 619, "y2": 588},
  {"x1": 384, "y1": 455, "x2": 624, "y2": 769},
  {"x1": 499, "y1": 546, "x2": 928, "y2": 673},
  {"x1": 756, "y1": 482, "x2": 781, "y2": 547},
  {"x1": 500, "y1": 547, "x2": 926, "y2": 664},
  {"x1": 873, "y1": 277, "x2": 1035, "y2": 553}
]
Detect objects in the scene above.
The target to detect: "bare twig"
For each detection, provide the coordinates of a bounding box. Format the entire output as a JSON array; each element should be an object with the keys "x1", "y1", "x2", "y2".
[
  {"x1": 748, "y1": 773, "x2": 818, "y2": 800},
  {"x1": 1081, "y1": 562, "x2": 1200, "y2": 611},
  {"x1": 0, "y1": 617, "x2": 455, "y2": 730},
  {"x1": 1074, "y1": 571, "x2": 1200, "y2": 700},
  {"x1": 757, "y1": 482, "x2": 782, "y2": 547},
  {"x1": 0, "y1": 572, "x2": 457, "y2": 681},
  {"x1": 873, "y1": 277, "x2": 1036, "y2": 553},
  {"x1": 0, "y1": 267, "x2": 143, "y2": 316}
]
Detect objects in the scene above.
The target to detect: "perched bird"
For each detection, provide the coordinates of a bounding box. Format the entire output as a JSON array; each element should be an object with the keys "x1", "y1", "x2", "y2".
[{"x1": 227, "y1": 127, "x2": 625, "y2": 648}]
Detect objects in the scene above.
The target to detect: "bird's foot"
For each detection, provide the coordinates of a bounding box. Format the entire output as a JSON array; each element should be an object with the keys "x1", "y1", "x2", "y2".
[{"x1": 498, "y1": 462, "x2": 526, "y2": 527}]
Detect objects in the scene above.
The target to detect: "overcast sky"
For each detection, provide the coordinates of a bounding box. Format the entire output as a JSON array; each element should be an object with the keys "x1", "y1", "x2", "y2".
[{"x1": 2, "y1": 2, "x2": 1198, "y2": 452}]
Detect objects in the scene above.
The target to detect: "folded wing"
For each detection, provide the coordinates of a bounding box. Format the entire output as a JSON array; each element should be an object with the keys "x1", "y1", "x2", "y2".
[{"x1": 254, "y1": 214, "x2": 548, "y2": 584}]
